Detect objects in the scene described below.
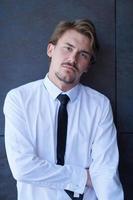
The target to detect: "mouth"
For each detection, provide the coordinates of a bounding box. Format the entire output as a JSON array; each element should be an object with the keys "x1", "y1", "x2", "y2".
[{"x1": 61, "y1": 63, "x2": 77, "y2": 72}]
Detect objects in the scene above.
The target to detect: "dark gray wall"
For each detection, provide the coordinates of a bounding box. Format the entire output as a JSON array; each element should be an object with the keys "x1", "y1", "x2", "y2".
[
  {"x1": 0, "y1": 0, "x2": 132, "y2": 199},
  {"x1": 116, "y1": 1, "x2": 133, "y2": 199}
]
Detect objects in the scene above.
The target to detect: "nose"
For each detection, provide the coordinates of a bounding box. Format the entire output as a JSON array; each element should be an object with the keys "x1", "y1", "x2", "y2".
[{"x1": 68, "y1": 52, "x2": 78, "y2": 64}]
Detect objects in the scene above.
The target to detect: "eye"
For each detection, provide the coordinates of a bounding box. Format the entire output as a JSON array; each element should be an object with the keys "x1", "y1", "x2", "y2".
[
  {"x1": 64, "y1": 46, "x2": 73, "y2": 52},
  {"x1": 80, "y1": 52, "x2": 90, "y2": 60}
]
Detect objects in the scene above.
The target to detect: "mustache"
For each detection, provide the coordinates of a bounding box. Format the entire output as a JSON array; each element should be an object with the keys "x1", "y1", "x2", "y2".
[{"x1": 61, "y1": 62, "x2": 78, "y2": 71}]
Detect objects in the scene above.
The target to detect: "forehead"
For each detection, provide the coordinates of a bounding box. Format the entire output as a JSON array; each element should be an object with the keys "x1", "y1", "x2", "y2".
[{"x1": 57, "y1": 29, "x2": 91, "y2": 50}]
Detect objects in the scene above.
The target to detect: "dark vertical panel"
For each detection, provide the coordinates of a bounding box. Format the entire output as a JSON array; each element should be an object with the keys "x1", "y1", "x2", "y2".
[
  {"x1": 118, "y1": 134, "x2": 133, "y2": 200},
  {"x1": 116, "y1": 0, "x2": 133, "y2": 199},
  {"x1": 116, "y1": 0, "x2": 133, "y2": 132},
  {"x1": 0, "y1": 137, "x2": 17, "y2": 200}
]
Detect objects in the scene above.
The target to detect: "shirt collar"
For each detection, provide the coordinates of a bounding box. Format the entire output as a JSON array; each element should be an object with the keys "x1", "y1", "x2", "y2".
[{"x1": 43, "y1": 74, "x2": 80, "y2": 102}]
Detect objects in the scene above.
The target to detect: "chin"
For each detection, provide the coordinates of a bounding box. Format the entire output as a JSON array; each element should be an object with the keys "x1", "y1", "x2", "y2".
[{"x1": 62, "y1": 77, "x2": 76, "y2": 84}]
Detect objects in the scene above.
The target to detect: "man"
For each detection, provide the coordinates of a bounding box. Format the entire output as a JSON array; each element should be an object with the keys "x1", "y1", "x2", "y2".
[{"x1": 4, "y1": 19, "x2": 124, "y2": 200}]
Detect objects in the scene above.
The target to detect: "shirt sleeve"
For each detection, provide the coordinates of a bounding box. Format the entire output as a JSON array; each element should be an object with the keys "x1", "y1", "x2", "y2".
[
  {"x1": 3, "y1": 90, "x2": 87, "y2": 194},
  {"x1": 89, "y1": 97, "x2": 124, "y2": 200}
]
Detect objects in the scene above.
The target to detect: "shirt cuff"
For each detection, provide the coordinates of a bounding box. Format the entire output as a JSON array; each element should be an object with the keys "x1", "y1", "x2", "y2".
[{"x1": 66, "y1": 165, "x2": 87, "y2": 194}]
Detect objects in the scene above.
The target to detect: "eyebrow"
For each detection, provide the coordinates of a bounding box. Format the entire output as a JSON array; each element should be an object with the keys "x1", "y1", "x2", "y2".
[
  {"x1": 65, "y1": 42, "x2": 75, "y2": 48},
  {"x1": 65, "y1": 42, "x2": 91, "y2": 55}
]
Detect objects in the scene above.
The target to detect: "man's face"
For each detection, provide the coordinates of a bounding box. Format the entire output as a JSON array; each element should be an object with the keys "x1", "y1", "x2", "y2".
[{"x1": 47, "y1": 29, "x2": 92, "y2": 90}]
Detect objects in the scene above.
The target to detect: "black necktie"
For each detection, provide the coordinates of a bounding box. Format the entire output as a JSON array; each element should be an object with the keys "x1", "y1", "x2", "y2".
[
  {"x1": 57, "y1": 94, "x2": 84, "y2": 200},
  {"x1": 57, "y1": 94, "x2": 69, "y2": 165}
]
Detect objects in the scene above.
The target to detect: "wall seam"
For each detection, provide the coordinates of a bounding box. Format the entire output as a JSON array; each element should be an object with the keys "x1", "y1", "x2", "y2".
[{"x1": 114, "y1": 0, "x2": 118, "y2": 129}]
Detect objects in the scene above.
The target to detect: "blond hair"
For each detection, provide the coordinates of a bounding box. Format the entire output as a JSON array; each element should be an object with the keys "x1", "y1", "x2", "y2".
[{"x1": 49, "y1": 19, "x2": 99, "y2": 64}]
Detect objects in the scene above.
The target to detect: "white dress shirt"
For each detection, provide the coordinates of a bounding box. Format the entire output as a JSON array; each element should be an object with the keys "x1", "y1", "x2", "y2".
[{"x1": 4, "y1": 75, "x2": 124, "y2": 200}]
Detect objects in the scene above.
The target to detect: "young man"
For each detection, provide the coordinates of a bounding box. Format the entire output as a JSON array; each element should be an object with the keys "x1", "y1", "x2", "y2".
[{"x1": 4, "y1": 19, "x2": 124, "y2": 200}]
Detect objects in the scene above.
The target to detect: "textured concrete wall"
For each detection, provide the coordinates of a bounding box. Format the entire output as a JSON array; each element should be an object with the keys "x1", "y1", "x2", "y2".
[{"x1": 0, "y1": 0, "x2": 133, "y2": 199}]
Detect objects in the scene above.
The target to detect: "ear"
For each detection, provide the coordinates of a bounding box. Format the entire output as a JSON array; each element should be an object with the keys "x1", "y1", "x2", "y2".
[{"x1": 47, "y1": 43, "x2": 55, "y2": 58}]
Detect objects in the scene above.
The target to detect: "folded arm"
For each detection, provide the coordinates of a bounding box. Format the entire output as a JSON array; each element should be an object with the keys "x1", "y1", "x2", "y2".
[
  {"x1": 4, "y1": 90, "x2": 87, "y2": 194},
  {"x1": 89, "y1": 98, "x2": 124, "y2": 200}
]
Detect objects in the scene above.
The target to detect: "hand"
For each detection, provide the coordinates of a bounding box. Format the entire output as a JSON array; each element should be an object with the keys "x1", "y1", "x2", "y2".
[{"x1": 86, "y1": 169, "x2": 93, "y2": 188}]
